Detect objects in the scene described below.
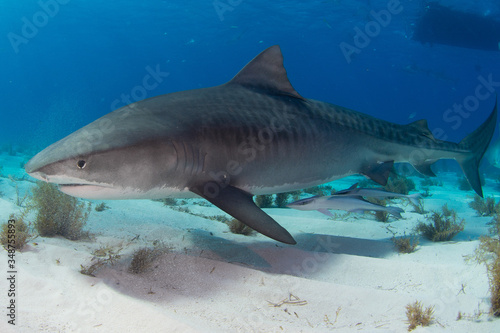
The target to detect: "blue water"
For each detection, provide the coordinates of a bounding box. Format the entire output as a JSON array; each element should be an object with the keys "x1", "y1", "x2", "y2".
[{"x1": 1, "y1": 0, "x2": 499, "y2": 152}]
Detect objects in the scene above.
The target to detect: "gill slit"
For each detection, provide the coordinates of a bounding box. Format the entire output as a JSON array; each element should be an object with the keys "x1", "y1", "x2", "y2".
[
  {"x1": 173, "y1": 140, "x2": 206, "y2": 176},
  {"x1": 172, "y1": 141, "x2": 179, "y2": 171}
]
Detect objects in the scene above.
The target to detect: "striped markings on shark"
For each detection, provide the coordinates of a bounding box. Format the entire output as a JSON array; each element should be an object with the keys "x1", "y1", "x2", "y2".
[{"x1": 25, "y1": 46, "x2": 498, "y2": 244}]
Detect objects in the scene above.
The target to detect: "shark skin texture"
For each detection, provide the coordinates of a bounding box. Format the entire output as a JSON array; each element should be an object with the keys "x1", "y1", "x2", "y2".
[{"x1": 25, "y1": 45, "x2": 498, "y2": 244}]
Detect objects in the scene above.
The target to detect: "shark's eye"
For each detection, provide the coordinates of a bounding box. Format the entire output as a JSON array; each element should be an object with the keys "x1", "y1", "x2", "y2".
[{"x1": 77, "y1": 160, "x2": 86, "y2": 169}]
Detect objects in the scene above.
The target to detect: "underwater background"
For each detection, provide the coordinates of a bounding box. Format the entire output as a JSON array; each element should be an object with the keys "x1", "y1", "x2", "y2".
[
  {"x1": 1, "y1": 0, "x2": 499, "y2": 154},
  {"x1": 2, "y1": 1, "x2": 500, "y2": 331}
]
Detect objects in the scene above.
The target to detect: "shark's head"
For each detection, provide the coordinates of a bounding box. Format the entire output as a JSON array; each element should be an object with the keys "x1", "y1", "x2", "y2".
[{"x1": 25, "y1": 101, "x2": 181, "y2": 200}]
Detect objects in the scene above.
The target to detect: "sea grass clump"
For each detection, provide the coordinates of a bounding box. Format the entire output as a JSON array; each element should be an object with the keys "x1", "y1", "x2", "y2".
[
  {"x1": 303, "y1": 185, "x2": 334, "y2": 196},
  {"x1": 9, "y1": 175, "x2": 29, "y2": 207},
  {"x1": 405, "y1": 301, "x2": 435, "y2": 331},
  {"x1": 275, "y1": 192, "x2": 290, "y2": 208},
  {"x1": 288, "y1": 190, "x2": 302, "y2": 201},
  {"x1": 207, "y1": 215, "x2": 231, "y2": 223},
  {"x1": 384, "y1": 174, "x2": 416, "y2": 195},
  {"x1": 441, "y1": 203, "x2": 453, "y2": 217},
  {"x1": 30, "y1": 182, "x2": 91, "y2": 240},
  {"x1": 94, "y1": 202, "x2": 110, "y2": 212},
  {"x1": 472, "y1": 235, "x2": 500, "y2": 316},
  {"x1": 0, "y1": 213, "x2": 35, "y2": 251},
  {"x1": 370, "y1": 198, "x2": 390, "y2": 222},
  {"x1": 275, "y1": 190, "x2": 303, "y2": 204},
  {"x1": 421, "y1": 177, "x2": 439, "y2": 187},
  {"x1": 365, "y1": 198, "x2": 394, "y2": 222},
  {"x1": 152, "y1": 197, "x2": 178, "y2": 206},
  {"x1": 392, "y1": 233, "x2": 419, "y2": 254},
  {"x1": 128, "y1": 248, "x2": 155, "y2": 274},
  {"x1": 128, "y1": 248, "x2": 158, "y2": 274},
  {"x1": 227, "y1": 219, "x2": 255, "y2": 236},
  {"x1": 488, "y1": 214, "x2": 500, "y2": 235},
  {"x1": 469, "y1": 196, "x2": 500, "y2": 216},
  {"x1": 161, "y1": 198, "x2": 178, "y2": 206},
  {"x1": 415, "y1": 206, "x2": 465, "y2": 242},
  {"x1": 255, "y1": 194, "x2": 274, "y2": 208},
  {"x1": 411, "y1": 200, "x2": 427, "y2": 215},
  {"x1": 420, "y1": 186, "x2": 432, "y2": 198},
  {"x1": 128, "y1": 243, "x2": 171, "y2": 274}
]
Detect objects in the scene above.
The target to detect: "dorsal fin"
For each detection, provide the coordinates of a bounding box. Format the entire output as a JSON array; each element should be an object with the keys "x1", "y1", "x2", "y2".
[
  {"x1": 227, "y1": 45, "x2": 305, "y2": 100},
  {"x1": 409, "y1": 119, "x2": 429, "y2": 128},
  {"x1": 347, "y1": 183, "x2": 358, "y2": 190},
  {"x1": 406, "y1": 119, "x2": 435, "y2": 140}
]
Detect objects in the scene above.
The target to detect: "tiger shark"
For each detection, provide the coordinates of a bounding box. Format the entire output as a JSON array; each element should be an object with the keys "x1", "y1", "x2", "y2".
[{"x1": 25, "y1": 45, "x2": 497, "y2": 244}]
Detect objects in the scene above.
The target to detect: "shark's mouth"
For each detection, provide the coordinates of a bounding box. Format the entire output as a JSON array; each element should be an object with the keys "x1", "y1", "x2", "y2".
[
  {"x1": 58, "y1": 183, "x2": 123, "y2": 199},
  {"x1": 25, "y1": 171, "x2": 117, "y2": 199},
  {"x1": 28, "y1": 171, "x2": 113, "y2": 190},
  {"x1": 59, "y1": 183, "x2": 108, "y2": 188},
  {"x1": 58, "y1": 183, "x2": 112, "y2": 192}
]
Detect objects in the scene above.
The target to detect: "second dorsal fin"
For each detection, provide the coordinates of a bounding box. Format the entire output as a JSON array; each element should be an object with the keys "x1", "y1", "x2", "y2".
[{"x1": 406, "y1": 119, "x2": 436, "y2": 140}]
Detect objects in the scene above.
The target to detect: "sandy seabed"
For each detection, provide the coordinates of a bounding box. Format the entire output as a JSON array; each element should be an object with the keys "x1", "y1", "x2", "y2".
[{"x1": 1, "y1": 153, "x2": 499, "y2": 332}]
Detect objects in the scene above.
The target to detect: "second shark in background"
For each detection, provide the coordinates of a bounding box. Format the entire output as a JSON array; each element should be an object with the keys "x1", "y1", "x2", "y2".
[{"x1": 287, "y1": 183, "x2": 422, "y2": 219}]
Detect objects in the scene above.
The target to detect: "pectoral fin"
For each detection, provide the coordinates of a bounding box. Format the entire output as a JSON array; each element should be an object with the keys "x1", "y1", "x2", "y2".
[
  {"x1": 190, "y1": 184, "x2": 296, "y2": 244},
  {"x1": 362, "y1": 161, "x2": 394, "y2": 185},
  {"x1": 318, "y1": 209, "x2": 334, "y2": 217},
  {"x1": 413, "y1": 162, "x2": 437, "y2": 177}
]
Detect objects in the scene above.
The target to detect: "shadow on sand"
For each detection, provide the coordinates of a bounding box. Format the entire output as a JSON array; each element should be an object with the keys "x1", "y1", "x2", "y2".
[{"x1": 98, "y1": 230, "x2": 396, "y2": 302}]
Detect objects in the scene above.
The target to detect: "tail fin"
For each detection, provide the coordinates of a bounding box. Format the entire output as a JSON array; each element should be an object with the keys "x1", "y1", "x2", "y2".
[
  {"x1": 407, "y1": 193, "x2": 422, "y2": 206},
  {"x1": 458, "y1": 97, "x2": 497, "y2": 197},
  {"x1": 386, "y1": 206, "x2": 404, "y2": 219}
]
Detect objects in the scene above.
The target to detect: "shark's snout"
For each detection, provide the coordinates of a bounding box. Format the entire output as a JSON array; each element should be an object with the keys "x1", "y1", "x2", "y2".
[
  {"x1": 24, "y1": 155, "x2": 48, "y2": 182},
  {"x1": 27, "y1": 170, "x2": 48, "y2": 182},
  {"x1": 24, "y1": 158, "x2": 38, "y2": 175},
  {"x1": 25, "y1": 152, "x2": 76, "y2": 185}
]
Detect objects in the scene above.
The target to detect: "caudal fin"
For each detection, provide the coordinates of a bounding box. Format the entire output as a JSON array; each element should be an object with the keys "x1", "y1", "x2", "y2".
[
  {"x1": 386, "y1": 206, "x2": 404, "y2": 219},
  {"x1": 407, "y1": 193, "x2": 422, "y2": 206},
  {"x1": 458, "y1": 97, "x2": 498, "y2": 197}
]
